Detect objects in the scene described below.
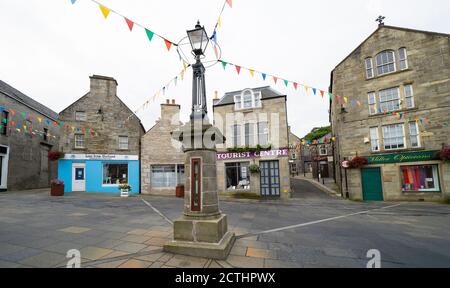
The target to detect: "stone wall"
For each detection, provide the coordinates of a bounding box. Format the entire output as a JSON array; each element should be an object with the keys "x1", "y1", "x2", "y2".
[
  {"x1": 331, "y1": 26, "x2": 450, "y2": 200},
  {"x1": 0, "y1": 94, "x2": 59, "y2": 190}
]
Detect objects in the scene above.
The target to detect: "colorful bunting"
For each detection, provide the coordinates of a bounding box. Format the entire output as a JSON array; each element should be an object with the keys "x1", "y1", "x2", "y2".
[
  {"x1": 261, "y1": 73, "x2": 267, "y2": 81},
  {"x1": 283, "y1": 79, "x2": 289, "y2": 87},
  {"x1": 221, "y1": 61, "x2": 228, "y2": 69},
  {"x1": 124, "y1": 17, "x2": 134, "y2": 31},
  {"x1": 249, "y1": 69, "x2": 255, "y2": 77},
  {"x1": 70, "y1": 0, "x2": 77, "y2": 4},
  {"x1": 164, "y1": 39, "x2": 172, "y2": 51},
  {"x1": 99, "y1": 5, "x2": 110, "y2": 19},
  {"x1": 293, "y1": 82, "x2": 298, "y2": 90},
  {"x1": 272, "y1": 76, "x2": 278, "y2": 84},
  {"x1": 235, "y1": 65, "x2": 241, "y2": 75},
  {"x1": 320, "y1": 90, "x2": 325, "y2": 98},
  {"x1": 145, "y1": 29, "x2": 155, "y2": 42},
  {"x1": 226, "y1": 0, "x2": 233, "y2": 8}
]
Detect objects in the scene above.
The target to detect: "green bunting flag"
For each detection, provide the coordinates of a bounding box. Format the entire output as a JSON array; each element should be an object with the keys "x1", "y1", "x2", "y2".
[
  {"x1": 221, "y1": 61, "x2": 228, "y2": 69},
  {"x1": 145, "y1": 29, "x2": 154, "y2": 42}
]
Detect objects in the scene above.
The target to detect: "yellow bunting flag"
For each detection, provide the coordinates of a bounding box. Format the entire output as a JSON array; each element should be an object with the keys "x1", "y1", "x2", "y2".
[
  {"x1": 344, "y1": 97, "x2": 348, "y2": 104},
  {"x1": 249, "y1": 69, "x2": 255, "y2": 77},
  {"x1": 217, "y1": 17, "x2": 222, "y2": 28},
  {"x1": 37, "y1": 117, "x2": 42, "y2": 123},
  {"x1": 99, "y1": 5, "x2": 110, "y2": 19},
  {"x1": 304, "y1": 85, "x2": 309, "y2": 94}
]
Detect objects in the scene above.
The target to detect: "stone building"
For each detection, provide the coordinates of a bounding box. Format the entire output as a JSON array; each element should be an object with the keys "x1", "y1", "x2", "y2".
[
  {"x1": 58, "y1": 75, "x2": 145, "y2": 194},
  {"x1": 141, "y1": 99, "x2": 185, "y2": 196},
  {"x1": 330, "y1": 25, "x2": 450, "y2": 201},
  {"x1": 213, "y1": 87, "x2": 291, "y2": 199},
  {"x1": 297, "y1": 133, "x2": 334, "y2": 179},
  {"x1": 0, "y1": 80, "x2": 60, "y2": 191},
  {"x1": 288, "y1": 128, "x2": 302, "y2": 176}
]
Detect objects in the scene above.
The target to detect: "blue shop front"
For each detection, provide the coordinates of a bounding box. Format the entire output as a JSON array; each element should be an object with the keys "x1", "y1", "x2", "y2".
[{"x1": 58, "y1": 154, "x2": 140, "y2": 194}]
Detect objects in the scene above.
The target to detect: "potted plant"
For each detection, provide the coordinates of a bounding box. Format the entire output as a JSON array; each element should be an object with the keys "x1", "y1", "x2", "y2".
[
  {"x1": 48, "y1": 151, "x2": 65, "y2": 161},
  {"x1": 350, "y1": 156, "x2": 369, "y2": 169},
  {"x1": 118, "y1": 183, "x2": 131, "y2": 198},
  {"x1": 50, "y1": 179, "x2": 64, "y2": 196},
  {"x1": 437, "y1": 147, "x2": 450, "y2": 163},
  {"x1": 249, "y1": 164, "x2": 261, "y2": 174}
]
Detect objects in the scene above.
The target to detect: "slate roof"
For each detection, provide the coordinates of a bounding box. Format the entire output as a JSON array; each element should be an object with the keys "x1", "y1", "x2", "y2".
[
  {"x1": 0, "y1": 79, "x2": 59, "y2": 120},
  {"x1": 213, "y1": 86, "x2": 286, "y2": 107}
]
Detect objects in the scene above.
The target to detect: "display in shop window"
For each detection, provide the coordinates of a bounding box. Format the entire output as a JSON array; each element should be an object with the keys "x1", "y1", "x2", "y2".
[{"x1": 401, "y1": 165, "x2": 440, "y2": 192}]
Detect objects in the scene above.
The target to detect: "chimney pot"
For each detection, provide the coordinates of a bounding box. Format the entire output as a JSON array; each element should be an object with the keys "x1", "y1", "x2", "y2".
[
  {"x1": 166, "y1": 99, "x2": 170, "y2": 104},
  {"x1": 172, "y1": 99, "x2": 175, "y2": 104}
]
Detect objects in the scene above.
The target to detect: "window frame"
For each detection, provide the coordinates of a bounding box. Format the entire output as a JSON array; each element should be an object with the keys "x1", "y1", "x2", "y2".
[
  {"x1": 102, "y1": 163, "x2": 129, "y2": 186},
  {"x1": 225, "y1": 162, "x2": 251, "y2": 191},
  {"x1": 404, "y1": 84, "x2": 415, "y2": 109},
  {"x1": 401, "y1": 165, "x2": 441, "y2": 193},
  {"x1": 244, "y1": 123, "x2": 256, "y2": 147},
  {"x1": 75, "y1": 111, "x2": 87, "y2": 122},
  {"x1": 408, "y1": 121, "x2": 420, "y2": 148},
  {"x1": 382, "y1": 123, "x2": 406, "y2": 151},
  {"x1": 74, "y1": 134, "x2": 85, "y2": 149},
  {"x1": 231, "y1": 124, "x2": 241, "y2": 147},
  {"x1": 151, "y1": 165, "x2": 179, "y2": 188},
  {"x1": 399, "y1": 47, "x2": 408, "y2": 70},
  {"x1": 376, "y1": 50, "x2": 397, "y2": 76},
  {"x1": 234, "y1": 91, "x2": 262, "y2": 110},
  {"x1": 378, "y1": 87, "x2": 401, "y2": 113},
  {"x1": 368, "y1": 92, "x2": 377, "y2": 115},
  {"x1": 257, "y1": 122, "x2": 269, "y2": 146},
  {"x1": 370, "y1": 127, "x2": 380, "y2": 152},
  {"x1": 365, "y1": 58, "x2": 374, "y2": 79},
  {"x1": 118, "y1": 136, "x2": 129, "y2": 150}
]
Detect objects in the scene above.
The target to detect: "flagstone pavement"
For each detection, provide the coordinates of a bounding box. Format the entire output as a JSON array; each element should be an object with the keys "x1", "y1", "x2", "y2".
[{"x1": 1, "y1": 179, "x2": 450, "y2": 268}]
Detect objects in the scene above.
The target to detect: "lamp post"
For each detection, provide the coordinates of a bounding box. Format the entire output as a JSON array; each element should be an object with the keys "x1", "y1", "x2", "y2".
[{"x1": 164, "y1": 21, "x2": 235, "y2": 260}]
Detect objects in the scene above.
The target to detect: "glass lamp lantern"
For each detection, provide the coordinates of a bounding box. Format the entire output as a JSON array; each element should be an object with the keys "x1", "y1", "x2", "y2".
[{"x1": 187, "y1": 21, "x2": 209, "y2": 57}]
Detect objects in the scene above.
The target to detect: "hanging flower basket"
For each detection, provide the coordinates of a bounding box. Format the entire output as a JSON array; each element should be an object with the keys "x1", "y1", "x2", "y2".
[
  {"x1": 48, "y1": 151, "x2": 65, "y2": 161},
  {"x1": 350, "y1": 156, "x2": 369, "y2": 169},
  {"x1": 249, "y1": 164, "x2": 261, "y2": 174},
  {"x1": 437, "y1": 147, "x2": 450, "y2": 163}
]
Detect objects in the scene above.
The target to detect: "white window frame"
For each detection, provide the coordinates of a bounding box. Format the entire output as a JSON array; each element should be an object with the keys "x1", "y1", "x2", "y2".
[
  {"x1": 378, "y1": 87, "x2": 401, "y2": 113},
  {"x1": 382, "y1": 124, "x2": 406, "y2": 151},
  {"x1": 319, "y1": 147, "x2": 327, "y2": 156},
  {"x1": 408, "y1": 121, "x2": 421, "y2": 148},
  {"x1": 102, "y1": 163, "x2": 129, "y2": 187},
  {"x1": 234, "y1": 91, "x2": 262, "y2": 110},
  {"x1": 376, "y1": 50, "x2": 397, "y2": 76},
  {"x1": 365, "y1": 58, "x2": 374, "y2": 79},
  {"x1": 257, "y1": 122, "x2": 269, "y2": 146},
  {"x1": 74, "y1": 134, "x2": 85, "y2": 149},
  {"x1": 244, "y1": 123, "x2": 256, "y2": 147},
  {"x1": 75, "y1": 111, "x2": 87, "y2": 122},
  {"x1": 368, "y1": 92, "x2": 377, "y2": 115},
  {"x1": 399, "y1": 47, "x2": 408, "y2": 70},
  {"x1": 231, "y1": 124, "x2": 241, "y2": 147},
  {"x1": 404, "y1": 84, "x2": 414, "y2": 109},
  {"x1": 118, "y1": 136, "x2": 129, "y2": 150},
  {"x1": 370, "y1": 127, "x2": 380, "y2": 152}
]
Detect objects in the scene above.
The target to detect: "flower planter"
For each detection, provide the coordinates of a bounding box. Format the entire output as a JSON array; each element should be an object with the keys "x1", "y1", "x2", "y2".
[
  {"x1": 176, "y1": 185, "x2": 185, "y2": 198},
  {"x1": 120, "y1": 189, "x2": 130, "y2": 198},
  {"x1": 51, "y1": 184, "x2": 64, "y2": 197}
]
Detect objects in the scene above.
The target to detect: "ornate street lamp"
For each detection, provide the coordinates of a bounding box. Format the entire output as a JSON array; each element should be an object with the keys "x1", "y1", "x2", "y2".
[{"x1": 187, "y1": 21, "x2": 209, "y2": 120}]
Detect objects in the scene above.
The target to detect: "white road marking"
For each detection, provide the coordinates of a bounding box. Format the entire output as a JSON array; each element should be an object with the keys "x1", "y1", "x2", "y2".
[
  {"x1": 239, "y1": 203, "x2": 403, "y2": 238},
  {"x1": 140, "y1": 198, "x2": 174, "y2": 225}
]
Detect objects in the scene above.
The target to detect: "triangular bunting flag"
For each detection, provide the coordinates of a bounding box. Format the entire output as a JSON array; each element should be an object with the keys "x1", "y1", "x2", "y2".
[
  {"x1": 344, "y1": 97, "x2": 348, "y2": 104},
  {"x1": 320, "y1": 90, "x2": 324, "y2": 98},
  {"x1": 329, "y1": 93, "x2": 333, "y2": 101},
  {"x1": 261, "y1": 73, "x2": 267, "y2": 81},
  {"x1": 272, "y1": 76, "x2": 278, "y2": 84},
  {"x1": 221, "y1": 61, "x2": 228, "y2": 69},
  {"x1": 249, "y1": 69, "x2": 255, "y2": 77},
  {"x1": 181, "y1": 70, "x2": 185, "y2": 80},
  {"x1": 70, "y1": 0, "x2": 77, "y2": 4},
  {"x1": 145, "y1": 29, "x2": 155, "y2": 42},
  {"x1": 235, "y1": 65, "x2": 241, "y2": 75},
  {"x1": 304, "y1": 85, "x2": 309, "y2": 94},
  {"x1": 124, "y1": 17, "x2": 134, "y2": 31},
  {"x1": 356, "y1": 101, "x2": 361, "y2": 107},
  {"x1": 293, "y1": 82, "x2": 298, "y2": 90},
  {"x1": 213, "y1": 45, "x2": 219, "y2": 59},
  {"x1": 312, "y1": 88, "x2": 317, "y2": 95},
  {"x1": 164, "y1": 39, "x2": 172, "y2": 51},
  {"x1": 174, "y1": 76, "x2": 178, "y2": 86},
  {"x1": 217, "y1": 17, "x2": 222, "y2": 29},
  {"x1": 226, "y1": 0, "x2": 233, "y2": 8},
  {"x1": 284, "y1": 79, "x2": 289, "y2": 87},
  {"x1": 99, "y1": 5, "x2": 110, "y2": 19}
]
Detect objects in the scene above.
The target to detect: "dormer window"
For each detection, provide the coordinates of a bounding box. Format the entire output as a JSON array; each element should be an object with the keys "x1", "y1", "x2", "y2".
[
  {"x1": 234, "y1": 91, "x2": 262, "y2": 110},
  {"x1": 376, "y1": 50, "x2": 396, "y2": 76}
]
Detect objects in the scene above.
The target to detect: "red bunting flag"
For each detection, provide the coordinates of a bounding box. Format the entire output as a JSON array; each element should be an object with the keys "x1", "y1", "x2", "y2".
[
  {"x1": 272, "y1": 76, "x2": 278, "y2": 84},
  {"x1": 235, "y1": 65, "x2": 241, "y2": 75},
  {"x1": 124, "y1": 17, "x2": 134, "y2": 31},
  {"x1": 164, "y1": 39, "x2": 172, "y2": 51},
  {"x1": 320, "y1": 90, "x2": 325, "y2": 98},
  {"x1": 293, "y1": 82, "x2": 298, "y2": 90},
  {"x1": 226, "y1": 0, "x2": 233, "y2": 8}
]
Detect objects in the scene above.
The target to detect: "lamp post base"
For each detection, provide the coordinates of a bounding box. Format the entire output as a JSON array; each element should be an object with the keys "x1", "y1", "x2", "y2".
[{"x1": 163, "y1": 215, "x2": 235, "y2": 260}]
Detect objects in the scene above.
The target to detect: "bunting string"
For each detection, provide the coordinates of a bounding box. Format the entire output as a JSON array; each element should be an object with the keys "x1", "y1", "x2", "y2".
[{"x1": 70, "y1": 0, "x2": 178, "y2": 51}]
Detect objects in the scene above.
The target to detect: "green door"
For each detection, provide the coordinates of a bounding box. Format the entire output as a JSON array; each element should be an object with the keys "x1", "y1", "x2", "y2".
[{"x1": 361, "y1": 168, "x2": 384, "y2": 201}]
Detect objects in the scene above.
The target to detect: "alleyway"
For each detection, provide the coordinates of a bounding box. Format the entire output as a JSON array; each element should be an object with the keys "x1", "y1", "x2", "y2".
[{"x1": 291, "y1": 178, "x2": 334, "y2": 200}]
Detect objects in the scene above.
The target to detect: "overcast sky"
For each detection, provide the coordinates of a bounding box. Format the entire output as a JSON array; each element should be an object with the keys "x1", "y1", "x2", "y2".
[{"x1": 1, "y1": 0, "x2": 449, "y2": 137}]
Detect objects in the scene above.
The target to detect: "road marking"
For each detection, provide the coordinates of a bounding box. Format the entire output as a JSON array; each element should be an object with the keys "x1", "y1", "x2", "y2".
[
  {"x1": 140, "y1": 197, "x2": 174, "y2": 225},
  {"x1": 237, "y1": 203, "x2": 403, "y2": 239}
]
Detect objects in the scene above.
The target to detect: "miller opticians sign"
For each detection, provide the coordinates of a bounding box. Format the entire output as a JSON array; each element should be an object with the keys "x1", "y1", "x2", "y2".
[
  {"x1": 217, "y1": 148, "x2": 289, "y2": 161},
  {"x1": 367, "y1": 151, "x2": 438, "y2": 165}
]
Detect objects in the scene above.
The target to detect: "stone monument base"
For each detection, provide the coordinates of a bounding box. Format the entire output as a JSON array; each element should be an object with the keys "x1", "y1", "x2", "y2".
[{"x1": 163, "y1": 214, "x2": 235, "y2": 260}]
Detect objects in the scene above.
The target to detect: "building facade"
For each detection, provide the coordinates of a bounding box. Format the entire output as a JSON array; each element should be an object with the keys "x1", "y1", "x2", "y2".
[
  {"x1": 0, "y1": 80, "x2": 60, "y2": 191},
  {"x1": 58, "y1": 75, "x2": 145, "y2": 194},
  {"x1": 141, "y1": 100, "x2": 185, "y2": 196},
  {"x1": 213, "y1": 87, "x2": 291, "y2": 199},
  {"x1": 331, "y1": 25, "x2": 450, "y2": 201},
  {"x1": 288, "y1": 128, "x2": 302, "y2": 176}
]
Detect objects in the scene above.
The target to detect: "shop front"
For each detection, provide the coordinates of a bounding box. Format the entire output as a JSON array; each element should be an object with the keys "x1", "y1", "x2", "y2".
[
  {"x1": 58, "y1": 154, "x2": 140, "y2": 194},
  {"x1": 216, "y1": 148, "x2": 291, "y2": 199},
  {"x1": 356, "y1": 151, "x2": 448, "y2": 201},
  {"x1": 0, "y1": 145, "x2": 9, "y2": 191}
]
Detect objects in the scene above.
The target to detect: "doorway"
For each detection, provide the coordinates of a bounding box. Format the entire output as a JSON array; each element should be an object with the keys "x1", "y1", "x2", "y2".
[
  {"x1": 361, "y1": 168, "x2": 384, "y2": 201},
  {"x1": 72, "y1": 163, "x2": 86, "y2": 192},
  {"x1": 260, "y1": 160, "x2": 280, "y2": 197}
]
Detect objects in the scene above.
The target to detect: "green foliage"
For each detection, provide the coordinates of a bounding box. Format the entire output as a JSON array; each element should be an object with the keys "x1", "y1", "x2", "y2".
[
  {"x1": 303, "y1": 126, "x2": 331, "y2": 142},
  {"x1": 249, "y1": 164, "x2": 260, "y2": 174}
]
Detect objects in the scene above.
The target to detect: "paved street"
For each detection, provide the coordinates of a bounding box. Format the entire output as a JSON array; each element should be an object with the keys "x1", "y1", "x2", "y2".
[{"x1": 1, "y1": 180, "x2": 450, "y2": 268}]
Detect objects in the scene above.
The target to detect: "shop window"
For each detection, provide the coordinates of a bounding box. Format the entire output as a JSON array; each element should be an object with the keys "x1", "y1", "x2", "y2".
[
  {"x1": 382, "y1": 124, "x2": 405, "y2": 150},
  {"x1": 401, "y1": 165, "x2": 440, "y2": 192},
  {"x1": 151, "y1": 165, "x2": 184, "y2": 188},
  {"x1": 118, "y1": 136, "x2": 129, "y2": 150},
  {"x1": 103, "y1": 163, "x2": 128, "y2": 185},
  {"x1": 1, "y1": 111, "x2": 8, "y2": 135},
  {"x1": 225, "y1": 162, "x2": 250, "y2": 191}
]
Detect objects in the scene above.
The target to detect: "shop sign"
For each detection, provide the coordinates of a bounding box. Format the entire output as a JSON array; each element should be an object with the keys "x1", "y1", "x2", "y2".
[
  {"x1": 64, "y1": 154, "x2": 139, "y2": 161},
  {"x1": 367, "y1": 151, "x2": 437, "y2": 165},
  {"x1": 217, "y1": 148, "x2": 289, "y2": 161}
]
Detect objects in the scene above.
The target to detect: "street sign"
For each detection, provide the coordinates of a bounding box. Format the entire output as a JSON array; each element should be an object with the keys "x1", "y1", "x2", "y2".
[{"x1": 341, "y1": 160, "x2": 351, "y2": 169}]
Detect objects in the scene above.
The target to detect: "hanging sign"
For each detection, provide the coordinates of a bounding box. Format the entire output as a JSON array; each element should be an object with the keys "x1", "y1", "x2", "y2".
[{"x1": 217, "y1": 148, "x2": 289, "y2": 160}]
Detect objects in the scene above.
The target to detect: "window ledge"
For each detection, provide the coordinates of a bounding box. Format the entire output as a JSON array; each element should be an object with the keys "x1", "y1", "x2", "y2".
[
  {"x1": 234, "y1": 107, "x2": 263, "y2": 113},
  {"x1": 370, "y1": 147, "x2": 425, "y2": 155},
  {"x1": 366, "y1": 68, "x2": 412, "y2": 81}
]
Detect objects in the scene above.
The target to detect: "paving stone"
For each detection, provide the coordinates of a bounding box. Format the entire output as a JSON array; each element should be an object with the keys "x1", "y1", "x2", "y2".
[
  {"x1": 135, "y1": 252, "x2": 165, "y2": 262},
  {"x1": 0, "y1": 243, "x2": 26, "y2": 256},
  {"x1": 42, "y1": 241, "x2": 84, "y2": 254},
  {"x1": 113, "y1": 242, "x2": 147, "y2": 253},
  {"x1": 126, "y1": 229, "x2": 149, "y2": 236},
  {"x1": 246, "y1": 247, "x2": 277, "y2": 259},
  {"x1": 264, "y1": 259, "x2": 301, "y2": 268},
  {"x1": 234, "y1": 239, "x2": 268, "y2": 249},
  {"x1": 226, "y1": 255, "x2": 264, "y2": 268},
  {"x1": 121, "y1": 235, "x2": 152, "y2": 244},
  {"x1": 79, "y1": 247, "x2": 114, "y2": 261},
  {"x1": 19, "y1": 252, "x2": 67, "y2": 268},
  {"x1": 99, "y1": 250, "x2": 130, "y2": 259},
  {"x1": 149, "y1": 261, "x2": 165, "y2": 268},
  {"x1": 230, "y1": 245, "x2": 247, "y2": 256},
  {"x1": 118, "y1": 259, "x2": 152, "y2": 268},
  {"x1": 1, "y1": 248, "x2": 43, "y2": 262},
  {"x1": 145, "y1": 237, "x2": 169, "y2": 247},
  {"x1": 59, "y1": 226, "x2": 92, "y2": 234},
  {"x1": 165, "y1": 255, "x2": 209, "y2": 268},
  {"x1": 0, "y1": 259, "x2": 23, "y2": 268},
  {"x1": 145, "y1": 230, "x2": 171, "y2": 238},
  {"x1": 93, "y1": 259, "x2": 128, "y2": 268},
  {"x1": 95, "y1": 239, "x2": 125, "y2": 249}
]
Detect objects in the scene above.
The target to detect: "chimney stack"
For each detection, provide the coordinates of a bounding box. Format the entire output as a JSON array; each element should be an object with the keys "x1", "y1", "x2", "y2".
[{"x1": 89, "y1": 75, "x2": 118, "y2": 98}]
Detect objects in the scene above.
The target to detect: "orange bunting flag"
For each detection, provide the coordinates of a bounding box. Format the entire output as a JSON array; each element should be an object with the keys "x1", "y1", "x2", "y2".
[
  {"x1": 356, "y1": 101, "x2": 361, "y2": 107},
  {"x1": 272, "y1": 76, "x2": 278, "y2": 84},
  {"x1": 99, "y1": 5, "x2": 111, "y2": 19},
  {"x1": 164, "y1": 39, "x2": 172, "y2": 51},
  {"x1": 235, "y1": 65, "x2": 241, "y2": 75},
  {"x1": 320, "y1": 90, "x2": 325, "y2": 98},
  {"x1": 124, "y1": 17, "x2": 134, "y2": 31},
  {"x1": 226, "y1": 0, "x2": 233, "y2": 8}
]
